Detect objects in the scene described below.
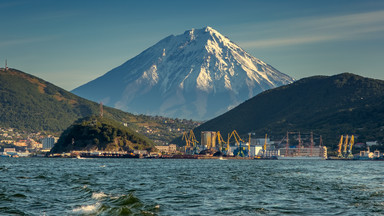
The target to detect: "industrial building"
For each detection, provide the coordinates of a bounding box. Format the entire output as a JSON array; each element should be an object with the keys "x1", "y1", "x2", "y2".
[
  {"x1": 201, "y1": 131, "x2": 217, "y2": 149},
  {"x1": 155, "y1": 144, "x2": 177, "y2": 153},
  {"x1": 278, "y1": 146, "x2": 327, "y2": 158}
]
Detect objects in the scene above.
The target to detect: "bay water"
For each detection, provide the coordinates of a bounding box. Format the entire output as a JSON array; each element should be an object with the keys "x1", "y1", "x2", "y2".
[{"x1": 1, "y1": 158, "x2": 384, "y2": 215}]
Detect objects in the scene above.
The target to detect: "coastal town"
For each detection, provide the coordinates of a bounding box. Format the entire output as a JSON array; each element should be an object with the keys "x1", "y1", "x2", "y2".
[
  {"x1": 1, "y1": 124, "x2": 382, "y2": 160},
  {"x1": 0, "y1": 127, "x2": 58, "y2": 157},
  {"x1": 0, "y1": 114, "x2": 201, "y2": 157}
]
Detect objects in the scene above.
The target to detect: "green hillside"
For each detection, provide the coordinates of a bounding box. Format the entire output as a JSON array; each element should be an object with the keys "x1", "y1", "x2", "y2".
[
  {"x1": 0, "y1": 68, "x2": 198, "y2": 143},
  {"x1": 0, "y1": 68, "x2": 106, "y2": 132},
  {"x1": 50, "y1": 116, "x2": 154, "y2": 153},
  {"x1": 187, "y1": 73, "x2": 384, "y2": 150}
]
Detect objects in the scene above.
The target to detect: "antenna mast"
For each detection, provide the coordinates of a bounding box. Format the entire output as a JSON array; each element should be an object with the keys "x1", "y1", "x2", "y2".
[
  {"x1": 100, "y1": 102, "x2": 103, "y2": 118},
  {"x1": 298, "y1": 132, "x2": 301, "y2": 155},
  {"x1": 310, "y1": 132, "x2": 314, "y2": 156},
  {"x1": 285, "y1": 131, "x2": 289, "y2": 157}
]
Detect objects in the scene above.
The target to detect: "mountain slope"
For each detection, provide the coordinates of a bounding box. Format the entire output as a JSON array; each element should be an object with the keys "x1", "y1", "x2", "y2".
[
  {"x1": 0, "y1": 68, "x2": 197, "y2": 143},
  {"x1": 72, "y1": 27, "x2": 294, "y2": 120},
  {"x1": 0, "y1": 68, "x2": 102, "y2": 132},
  {"x1": 187, "y1": 73, "x2": 384, "y2": 148}
]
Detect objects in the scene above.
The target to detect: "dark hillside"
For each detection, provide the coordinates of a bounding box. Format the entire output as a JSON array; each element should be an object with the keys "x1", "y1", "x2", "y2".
[
  {"x1": 0, "y1": 68, "x2": 137, "y2": 132},
  {"x1": 189, "y1": 73, "x2": 384, "y2": 149},
  {"x1": 50, "y1": 116, "x2": 154, "y2": 153}
]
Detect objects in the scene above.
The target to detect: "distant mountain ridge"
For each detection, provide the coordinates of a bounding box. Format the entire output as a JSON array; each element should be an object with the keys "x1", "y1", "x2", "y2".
[
  {"x1": 72, "y1": 26, "x2": 294, "y2": 120},
  {"x1": 186, "y1": 73, "x2": 384, "y2": 147}
]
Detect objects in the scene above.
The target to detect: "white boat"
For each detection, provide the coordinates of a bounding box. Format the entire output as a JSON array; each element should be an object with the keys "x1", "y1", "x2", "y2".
[
  {"x1": 76, "y1": 155, "x2": 86, "y2": 159},
  {"x1": 17, "y1": 152, "x2": 31, "y2": 157}
]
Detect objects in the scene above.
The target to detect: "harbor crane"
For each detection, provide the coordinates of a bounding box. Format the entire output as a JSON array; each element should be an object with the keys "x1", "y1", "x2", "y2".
[
  {"x1": 228, "y1": 130, "x2": 248, "y2": 157},
  {"x1": 263, "y1": 134, "x2": 268, "y2": 157},
  {"x1": 189, "y1": 130, "x2": 199, "y2": 154},
  {"x1": 337, "y1": 134, "x2": 355, "y2": 159},
  {"x1": 337, "y1": 135, "x2": 344, "y2": 158},
  {"x1": 182, "y1": 131, "x2": 190, "y2": 149},
  {"x1": 348, "y1": 135, "x2": 354, "y2": 159},
  {"x1": 182, "y1": 130, "x2": 199, "y2": 154},
  {"x1": 343, "y1": 135, "x2": 349, "y2": 156},
  {"x1": 228, "y1": 130, "x2": 244, "y2": 146},
  {"x1": 216, "y1": 131, "x2": 227, "y2": 154}
]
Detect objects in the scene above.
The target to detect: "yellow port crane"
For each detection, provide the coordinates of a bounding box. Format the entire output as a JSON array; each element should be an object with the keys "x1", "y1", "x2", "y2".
[
  {"x1": 217, "y1": 131, "x2": 226, "y2": 153},
  {"x1": 182, "y1": 130, "x2": 199, "y2": 154},
  {"x1": 337, "y1": 135, "x2": 343, "y2": 158},
  {"x1": 263, "y1": 134, "x2": 268, "y2": 157},
  {"x1": 228, "y1": 130, "x2": 247, "y2": 157},
  {"x1": 228, "y1": 130, "x2": 244, "y2": 147},
  {"x1": 182, "y1": 131, "x2": 190, "y2": 149},
  {"x1": 348, "y1": 135, "x2": 355, "y2": 158},
  {"x1": 248, "y1": 133, "x2": 252, "y2": 153},
  {"x1": 343, "y1": 135, "x2": 349, "y2": 156},
  {"x1": 189, "y1": 130, "x2": 199, "y2": 148}
]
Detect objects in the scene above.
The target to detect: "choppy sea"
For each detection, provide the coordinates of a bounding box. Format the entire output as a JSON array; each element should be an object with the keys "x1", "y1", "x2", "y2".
[{"x1": 1, "y1": 158, "x2": 384, "y2": 215}]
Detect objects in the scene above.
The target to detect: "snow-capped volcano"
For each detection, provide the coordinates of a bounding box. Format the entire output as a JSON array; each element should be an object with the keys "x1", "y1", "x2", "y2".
[{"x1": 72, "y1": 27, "x2": 294, "y2": 120}]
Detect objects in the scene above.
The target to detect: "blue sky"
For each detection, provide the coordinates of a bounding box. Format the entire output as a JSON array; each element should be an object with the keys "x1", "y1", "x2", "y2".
[{"x1": 1, "y1": 0, "x2": 384, "y2": 90}]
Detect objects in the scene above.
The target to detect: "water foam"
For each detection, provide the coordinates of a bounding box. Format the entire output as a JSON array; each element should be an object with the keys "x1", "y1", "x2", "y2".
[
  {"x1": 92, "y1": 192, "x2": 107, "y2": 200},
  {"x1": 72, "y1": 202, "x2": 100, "y2": 214}
]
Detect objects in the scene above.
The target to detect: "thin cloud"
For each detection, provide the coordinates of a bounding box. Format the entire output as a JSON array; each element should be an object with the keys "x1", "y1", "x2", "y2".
[
  {"x1": 0, "y1": 36, "x2": 55, "y2": 48},
  {"x1": 240, "y1": 35, "x2": 337, "y2": 48},
  {"x1": 311, "y1": 10, "x2": 384, "y2": 30},
  {"x1": 238, "y1": 10, "x2": 384, "y2": 48}
]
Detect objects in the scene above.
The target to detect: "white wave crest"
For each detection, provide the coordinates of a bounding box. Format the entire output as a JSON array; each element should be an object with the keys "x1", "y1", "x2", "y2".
[
  {"x1": 92, "y1": 192, "x2": 107, "y2": 200},
  {"x1": 72, "y1": 202, "x2": 100, "y2": 214}
]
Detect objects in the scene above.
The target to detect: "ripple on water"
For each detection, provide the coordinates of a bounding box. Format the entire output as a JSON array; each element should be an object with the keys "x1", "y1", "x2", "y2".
[
  {"x1": 11, "y1": 193, "x2": 27, "y2": 199},
  {"x1": 2, "y1": 158, "x2": 384, "y2": 215},
  {"x1": 0, "y1": 206, "x2": 28, "y2": 216}
]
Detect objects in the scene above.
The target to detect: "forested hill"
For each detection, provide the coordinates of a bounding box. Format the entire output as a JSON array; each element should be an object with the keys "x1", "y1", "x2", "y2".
[
  {"x1": 188, "y1": 73, "x2": 384, "y2": 148},
  {"x1": 0, "y1": 68, "x2": 137, "y2": 132},
  {"x1": 0, "y1": 68, "x2": 198, "y2": 143},
  {"x1": 50, "y1": 116, "x2": 154, "y2": 153}
]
